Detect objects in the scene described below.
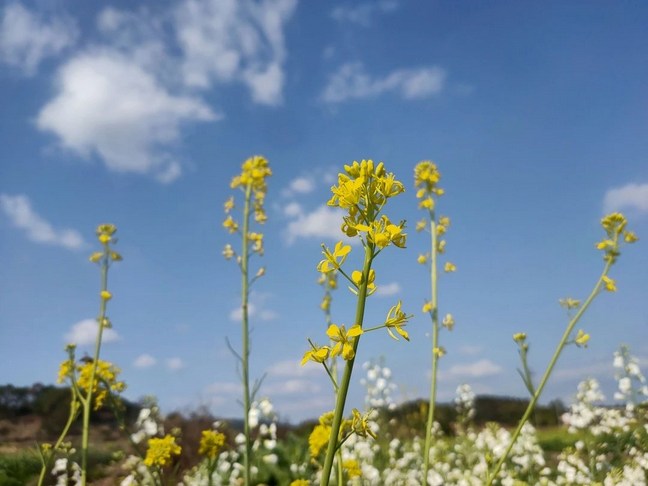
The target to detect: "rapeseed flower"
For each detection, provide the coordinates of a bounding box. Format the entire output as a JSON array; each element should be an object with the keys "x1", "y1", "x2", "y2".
[
  {"x1": 351, "y1": 408, "x2": 377, "y2": 439},
  {"x1": 444, "y1": 262, "x2": 457, "y2": 273},
  {"x1": 143, "y1": 435, "x2": 181, "y2": 467},
  {"x1": 384, "y1": 300, "x2": 410, "y2": 341},
  {"x1": 318, "y1": 241, "x2": 351, "y2": 273},
  {"x1": 308, "y1": 423, "x2": 331, "y2": 457},
  {"x1": 327, "y1": 324, "x2": 363, "y2": 360},
  {"x1": 198, "y1": 430, "x2": 226, "y2": 459},
  {"x1": 71, "y1": 359, "x2": 126, "y2": 410},
  {"x1": 301, "y1": 344, "x2": 330, "y2": 366},
  {"x1": 575, "y1": 329, "x2": 590, "y2": 347},
  {"x1": 602, "y1": 275, "x2": 616, "y2": 292},
  {"x1": 342, "y1": 459, "x2": 362, "y2": 478}
]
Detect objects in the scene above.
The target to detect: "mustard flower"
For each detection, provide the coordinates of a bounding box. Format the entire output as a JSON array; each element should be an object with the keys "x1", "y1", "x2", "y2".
[
  {"x1": 248, "y1": 232, "x2": 264, "y2": 254},
  {"x1": 100, "y1": 290, "x2": 112, "y2": 301},
  {"x1": 602, "y1": 275, "x2": 616, "y2": 292},
  {"x1": 439, "y1": 216, "x2": 451, "y2": 227},
  {"x1": 351, "y1": 269, "x2": 376, "y2": 295},
  {"x1": 222, "y1": 244, "x2": 234, "y2": 259},
  {"x1": 422, "y1": 301, "x2": 433, "y2": 313},
  {"x1": 89, "y1": 252, "x2": 103, "y2": 263},
  {"x1": 559, "y1": 297, "x2": 581, "y2": 309},
  {"x1": 444, "y1": 262, "x2": 457, "y2": 273},
  {"x1": 414, "y1": 161, "x2": 441, "y2": 192},
  {"x1": 327, "y1": 324, "x2": 363, "y2": 361},
  {"x1": 230, "y1": 155, "x2": 272, "y2": 194},
  {"x1": 417, "y1": 254, "x2": 428, "y2": 264},
  {"x1": 437, "y1": 240, "x2": 446, "y2": 253},
  {"x1": 198, "y1": 430, "x2": 226, "y2": 459},
  {"x1": 224, "y1": 196, "x2": 234, "y2": 213},
  {"x1": 222, "y1": 215, "x2": 238, "y2": 234},
  {"x1": 416, "y1": 219, "x2": 427, "y2": 232},
  {"x1": 308, "y1": 423, "x2": 331, "y2": 457},
  {"x1": 76, "y1": 359, "x2": 126, "y2": 410},
  {"x1": 301, "y1": 344, "x2": 330, "y2": 366},
  {"x1": 433, "y1": 346, "x2": 446, "y2": 358},
  {"x1": 317, "y1": 241, "x2": 351, "y2": 273},
  {"x1": 290, "y1": 480, "x2": 310, "y2": 486},
  {"x1": 342, "y1": 459, "x2": 362, "y2": 478},
  {"x1": 575, "y1": 329, "x2": 590, "y2": 348},
  {"x1": 384, "y1": 300, "x2": 410, "y2": 341},
  {"x1": 354, "y1": 215, "x2": 407, "y2": 249},
  {"x1": 442, "y1": 313, "x2": 455, "y2": 331},
  {"x1": 143, "y1": 435, "x2": 181, "y2": 467},
  {"x1": 513, "y1": 333, "x2": 527, "y2": 343},
  {"x1": 350, "y1": 408, "x2": 377, "y2": 439}
]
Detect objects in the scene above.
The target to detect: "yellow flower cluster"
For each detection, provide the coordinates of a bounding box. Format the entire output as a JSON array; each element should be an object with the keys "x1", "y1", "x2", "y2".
[
  {"x1": 198, "y1": 430, "x2": 226, "y2": 459},
  {"x1": 596, "y1": 212, "x2": 638, "y2": 263},
  {"x1": 351, "y1": 408, "x2": 377, "y2": 439},
  {"x1": 317, "y1": 241, "x2": 351, "y2": 273},
  {"x1": 89, "y1": 224, "x2": 122, "y2": 263},
  {"x1": 58, "y1": 359, "x2": 125, "y2": 410},
  {"x1": 144, "y1": 434, "x2": 181, "y2": 467},
  {"x1": 327, "y1": 160, "x2": 406, "y2": 247},
  {"x1": 308, "y1": 412, "x2": 333, "y2": 457},
  {"x1": 414, "y1": 161, "x2": 443, "y2": 209},
  {"x1": 318, "y1": 271, "x2": 337, "y2": 312},
  {"x1": 342, "y1": 459, "x2": 362, "y2": 478},
  {"x1": 230, "y1": 155, "x2": 271, "y2": 225},
  {"x1": 290, "y1": 480, "x2": 310, "y2": 486}
]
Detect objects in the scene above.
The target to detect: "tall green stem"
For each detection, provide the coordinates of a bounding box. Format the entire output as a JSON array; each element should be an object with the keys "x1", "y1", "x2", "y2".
[
  {"x1": 423, "y1": 214, "x2": 438, "y2": 481},
  {"x1": 80, "y1": 253, "x2": 109, "y2": 486},
  {"x1": 486, "y1": 262, "x2": 611, "y2": 485},
  {"x1": 240, "y1": 183, "x2": 253, "y2": 486},
  {"x1": 321, "y1": 245, "x2": 373, "y2": 486}
]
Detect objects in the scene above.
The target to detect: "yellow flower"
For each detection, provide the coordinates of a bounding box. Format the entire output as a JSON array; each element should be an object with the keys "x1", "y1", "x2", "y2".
[
  {"x1": 301, "y1": 344, "x2": 330, "y2": 366},
  {"x1": 222, "y1": 244, "x2": 234, "y2": 259},
  {"x1": 109, "y1": 251, "x2": 123, "y2": 261},
  {"x1": 100, "y1": 290, "x2": 112, "y2": 301},
  {"x1": 308, "y1": 423, "x2": 331, "y2": 457},
  {"x1": 76, "y1": 359, "x2": 126, "y2": 410},
  {"x1": 437, "y1": 240, "x2": 446, "y2": 254},
  {"x1": 351, "y1": 269, "x2": 376, "y2": 295},
  {"x1": 422, "y1": 301, "x2": 433, "y2": 313},
  {"x1": 436, "y1": 224, "x2": 447, "y2": 236},
  {"x1": 248, "y1": 232, "x2": 264, "y2": 254},
  {"x1": 433, "y1": 346, "x2": 446, "y2": 357},
  {"x1": 442, "y1": 313, "x2": 454, "y2": 331},
  {"x1": 384, "y1": 300, "x2": 410, "y2": 341},
  {"x1": 57, "y1": 360, "x2": 73, "y2": 384},
  {"x1": 230, "y1": 156, "x2": 272, "y2": 194},
  {"x1": 224, "y1": 196, "x2": 234, "y2": 213},
  {"x1": 290, "y1": 480, "x2": 310, "y2": 486},
  {"x1": 89, "y1": 252, "x2": 103, "y2": 263},
  {"x1": 513, "y1": 333, "x2": 527, "y2": 343},
  {"x1": 354, "y1": 215, "x2": 406, "y2": 249},
  {"x1": 198, "y1": 430, "x2": 226, "y2": 459},
  {"x1": 602, "y1": 275, "x2": 616, "y2": 292},
  {"x1": 98, "y1": 234, "x2": 111, "y2": 244},
  {"x1": 222, "y1": 215, "x2": 238, "y2": 234},
  {"x1": 351, "y1": 408, "x2": 377, "y2": 439},
  {"x1": 416, "y1": 219, "x2": 427, "y2": 232},
  {"x1": 317, "y1": 241, "x2": 351, "y2": 273},
  {"x1": 414, "y1": 161, "x2": 441, "y2": 194},
  {"x1": 575, "y1": 329, "x2": 590, "y2": 347},
  {"x1": 444, "y1": 262, "x2": 456, "y2": 273},
  {"x1": 320, "y1": 294, "x2": 331, "y2": 312},
  {"x1": 343, "y1": 459, "x2": 362, "y2": 478},
  {"x1": 96, "y1": 224, "x2": 117, "y2": 236},
  {"x1": 438, "y1": 216, "x2": 450, "y2": 227},
  {"x1": 559, "y1": 297, "x2": 581, "y2": 310},
  {"x1": 144, "y1": 435, "x2": 181, "y2": 467},
  {"x1": 624, "y1": 231, "x2": 638, "y2": 243},
  {"x1": 417, "y1": 254, "x2": 428, "y2": 265},
  {"x1": 327, "y1": 324, "x2": 363, "y2": 361}
]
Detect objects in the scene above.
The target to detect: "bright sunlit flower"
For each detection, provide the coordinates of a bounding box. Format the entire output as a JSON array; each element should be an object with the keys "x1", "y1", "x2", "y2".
[
  {"x1": 384, "y1": 300, "x2": 410, "y2": 341},
  {"x1": 222, "y1": 215, "x2": 238, "y2": 234},
  {"x1": 318, "y1": 241, "x2": 352, "y2": 273},
  {"x1": 144, "y1": 435, "x2": 181, "y2": 467},
  {"x1": 417, "y1": 254, "x2": 428, "y2": 264},
  {"x1": 602, "y1": 275, "x2": 616, "y2": 292},
  {"x1": 351, "y1": 408, "x2": 377, "y2": 439},
  {"x1": 100, "y1": 290, "x2": 112, "y2": 301},
  {"x1": 444, "y1": 262, "x2": 457, "y2": 273},
  {"x1": 327, "y1": 324, "x2": 363, "y2": 361},
  {"x1": 198, "y1": 430, "x2": 226, "y2": 459},
  {"x1": 301, "y1": 344, "x2": 331, "y2": 366},
  {"x1": 308, "y1": 423, "x2": 331, "y2": 457}
]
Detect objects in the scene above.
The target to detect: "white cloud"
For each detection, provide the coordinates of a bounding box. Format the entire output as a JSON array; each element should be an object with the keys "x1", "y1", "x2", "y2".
[
  {"x1": 0, "y1": 3, "x2": 78, "y2": 75},
  {"x1": 264, "y1": 379, "x2": 321, "y2": 395},
  {"x1": 330, "y1": 1, "x2": 398, "y2": 27},
  {"x1": 321, "y1": 62, "x2": 446, "y2": 104},
  {"x1": 375, "y1": 282, "x2": 401, "y2": 297},
  {"x1": 173, "y1": 0, "x2": 298, "y2": 105},
  {"x1": 287, "y1": 177, "x2": 315, "y2": 195},
  {"x1": 458, "y1": 345, "x2": 483, "y2": 356},
  {"x1": 229, "y1": 292, "x2": 278, "y2": 322},
  {"x1": 268, "y1": 359, "x2": 320, "y2": 378},
  {"x1": 64, "y1": 319, "x2": 121, "y2": 346},
  {"x1": 1, "y1": 194, "x2": 86, "y2": 250},
  {"x1": 285, "y1": 204, "x2": 349, "y2": 244},
  {"x1": 133, "y1": 354, "x2": 157, "y2": 368},
  {"x1": 282, "y1": 201, "x2": 303, "y2": 217},
  {"x1": 166, "y1": 357, "x2": 185, "y2": 371},
  {"x1": 439, "y1": 359, "x2": 503, "y2": 379},
  {"x1": 37, "y1": 51, "x2": 216, "y2": 183},
  {"x1": 603, "y1": 183, "x2": 648, "y2": 214}
]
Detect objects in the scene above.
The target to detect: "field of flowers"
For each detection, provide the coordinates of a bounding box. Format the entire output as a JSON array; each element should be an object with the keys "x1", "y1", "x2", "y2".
[{"x1": 23, "y1": 158, "x2": 646, "y2": 485}]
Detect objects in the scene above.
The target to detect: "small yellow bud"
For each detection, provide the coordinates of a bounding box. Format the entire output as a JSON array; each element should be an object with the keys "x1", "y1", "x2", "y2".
[
  {"x1": 444, "y1": 262, "x2": 456, "y2": 273},
  {"x1": 110, "y1": 251, "x2": 123, "y2": 261},
  {"x1": 255, "y1": 267, "x2": 265, "y2": 278},
  {"x1": 100, "y1": 290, "x2": 112, "y2": 301},
  {"x1": 415, "y1": 219, "x2": 427, "y2": 232},
  {"x1": 575, "y1": 329, "x2": 590, "y2": 347},
  {"x1": 602, "y1": 275, "x2": 616, "y2": 292},
  {"x1": 438, "y1": 216, "x2": 450, "y2": 227},
  {"x1": 222, "y1": 244, "x2": 234, "y2": 260},
  {"x1": 98, "y1": 234, "x2": 111, "y2": 244},
  {"x1": 624, "y1": 231, "x2": 638, "y2": 243},
  {"x1": 422, "y1": 301, "x2": 433, "y2": 313},
  {"x1": 442, "y1": 313, "x2": 455, "y2": 330},
  {"x1": 89, "y1": 252, "x2": 103, "y2": 263},
  {"x1": 433, "y1": 346, "x2": 446, "y2": 357},
  {"x1": 513, "y1": 332, "x2": 527, "y2": 343},
  {"x1": 417, "y1": 254, "x2": 428, "y2": 265}
]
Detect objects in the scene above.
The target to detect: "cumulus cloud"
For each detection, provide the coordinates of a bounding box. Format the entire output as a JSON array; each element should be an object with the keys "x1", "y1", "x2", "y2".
[
  {"x1": 0, "y1": 3, "x2": 78, "y2": 75},
  {"x1": 64, "y1": 319, "x2": 121, "y2": 346},
  {"x1": 166, "y1": 357, "x2": 185, "y2": 371},
  {"x1": 374, "y1": 282, "x2": 401, "y2": 297},
  {"x1": 439, "y1": 359, "x2": 503, "y2": 379},
  {"x1": 285, "y1": 204, "x2": 349, "y2": 244},
  {"x1": 173, "y1": 0, "x2": 298, "y2": 105},
  {"x1": 282, "y1": 176, "x2": 315, "y2": 196},
  {"x1": 321, "y1": 62, "x2": 446, "y2": 104},
  {"x1": 330, "y1": 1, "x2": 398, "y2": 27},
  {"x1": 0, "y1": 194, "x2": 86, "y2": 250},
  {"x1": 264, "y1": 379, "x2": 321, "y2": 395},
  {"x1": 603, "y1": 183, "x2": 648, "y2": 214},
  {"x1": 133, "y1": 354, "x2": 157, "y2": 368}
]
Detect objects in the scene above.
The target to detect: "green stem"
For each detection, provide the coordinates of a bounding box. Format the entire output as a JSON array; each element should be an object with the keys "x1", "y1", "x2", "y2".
[
  {"x1": 81, "y1": 251, "x2": 109, "y2": 486},
  {"x1": 37, "y1": 389, "x2": 80, "y2": 486},
  {"x1": 321, "y1": 246, "x2": 373, "y2": 486},
  {"x1": 486, "y1": 261, "x2": 611, "y2": 485},
  {"x1": 241, "y1": 183, "x2": 253, "y2": 486},
  {"x1": 423, "y1": 214, "x2": 438, "y2": 481}
]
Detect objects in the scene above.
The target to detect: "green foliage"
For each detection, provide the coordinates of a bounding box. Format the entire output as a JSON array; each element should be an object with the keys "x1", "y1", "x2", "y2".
[{"x1": 0, "y1": 453, "x2": 40, "y2": 485}]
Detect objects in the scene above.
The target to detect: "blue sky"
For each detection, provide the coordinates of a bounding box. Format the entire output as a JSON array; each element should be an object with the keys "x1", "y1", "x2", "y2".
[{"x1": 1, "y1": 0, "x2": 647, "y2": 423}]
